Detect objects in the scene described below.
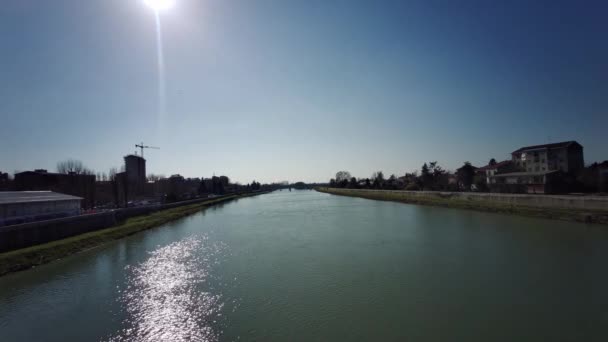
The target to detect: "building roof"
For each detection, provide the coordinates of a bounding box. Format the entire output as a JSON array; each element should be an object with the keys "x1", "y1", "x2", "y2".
[
  {"x1": 15, "y1": 170, "x2": 60, "y2": 176},
  {"x1": 512, "y1": 141, "x2": 581, "y2": 154},
  {"x1": 0, "y1": 191, "x2": 82, "y2": 205},
  {"x1": 490, "y1": 170, "x2": 558, "y2": 178},
  {"x1": 125, "y1": 154, "x2": 145, "y2": 161},
  {"x1": 15, "y1": 170, "x2": 94, "y2": 178},
  {"x1": 477, "y1": 160, "x2": 511, "y2": 171}
]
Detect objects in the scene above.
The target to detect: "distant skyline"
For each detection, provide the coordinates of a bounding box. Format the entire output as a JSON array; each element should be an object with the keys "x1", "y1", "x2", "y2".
[{"x1": 1, "y1": 0, "x2": 607, "y2": 183}]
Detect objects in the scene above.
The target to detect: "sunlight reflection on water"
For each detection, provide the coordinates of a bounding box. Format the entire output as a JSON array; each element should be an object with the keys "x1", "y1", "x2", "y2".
[{"x1": 105, "y1": 236, "x2": 226, "y2": 342}]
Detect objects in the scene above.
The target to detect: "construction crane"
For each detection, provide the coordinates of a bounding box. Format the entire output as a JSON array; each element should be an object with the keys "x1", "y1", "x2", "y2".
[{"x1": 135, "y1": 142, "x2": 160, "y2": 158}]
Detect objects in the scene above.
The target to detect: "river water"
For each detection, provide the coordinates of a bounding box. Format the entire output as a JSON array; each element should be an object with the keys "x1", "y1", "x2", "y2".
[{"x1": 1, "y1": 190, "x2": 607, "y2": 341}]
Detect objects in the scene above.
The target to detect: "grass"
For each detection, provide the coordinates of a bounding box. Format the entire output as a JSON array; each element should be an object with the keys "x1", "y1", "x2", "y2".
[
  {"x1": 316, "y1": 187, "x2": 608, "y2": 225},
  {"x1": 0, "y1": 193, "x2": 262, "y2": 277}
]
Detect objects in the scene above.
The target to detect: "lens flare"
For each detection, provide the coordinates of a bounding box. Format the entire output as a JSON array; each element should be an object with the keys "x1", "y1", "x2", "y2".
[{"x1": 143, "y1": 0, "x2": 176, "y2": 11}]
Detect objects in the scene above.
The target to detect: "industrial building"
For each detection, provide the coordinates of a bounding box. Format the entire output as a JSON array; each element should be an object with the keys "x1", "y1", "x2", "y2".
[
  {"x1": 14, "y1": 169, "x2": 95, "y2": 208},
  {"x1": 0, "y1": 191, "x2": 82, "y2": 227}
]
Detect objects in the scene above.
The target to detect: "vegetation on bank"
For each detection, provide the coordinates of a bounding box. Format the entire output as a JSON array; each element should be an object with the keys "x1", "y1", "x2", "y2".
[
  {"x1": 330, "y1": 162, "x2": 482, "y2": 193},
  {"x1": 0, "y1": 193, "x2": 263, "y2": 277},
  {"x1": 329, "y1": 158, "x2": 608, "y2": 194},
  {"x1": 317, "y1": 187, "x2": 608, "y2": 225}
]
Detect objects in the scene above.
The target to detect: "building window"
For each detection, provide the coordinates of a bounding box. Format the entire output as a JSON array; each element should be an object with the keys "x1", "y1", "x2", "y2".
[
  {"x1": 535, "y1": 166, "x2": 540, "y2": 172},
  {"x1": 542, "y1": 167, "x2": 546, "y2": 171}
]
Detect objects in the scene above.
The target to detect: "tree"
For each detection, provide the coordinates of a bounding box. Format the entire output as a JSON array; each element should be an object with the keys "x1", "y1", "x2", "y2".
[
  {"x1": 335, "y1": 171, "x2": 352, "y2": 183},
  {"x1": 386, "y1": 174, "x2": 398, "y2": 189},
  {"x1": 489, "y1": 158, "x2": 497, "y2": 166},
  {"x1": 403, "y1": 172, "x2": 418, "y2": 188},
  {"x1": 147, "y1": 174, "x2": 165, "y2": 182},
  {"x1": 420, "y1": 163, "x2": 432, "y2": 189},
  {"x1": 57, "y1": 159, "x2": 93, "y2": 175},
  {"x1": 348, "y1": 177, "x2": 358, "y2": 189},
  {"x1": 371, "y1": 171, "x2": 384, "y2": 189},
  {"x1": 109, "y1": 167, "x2": 119, "y2": 207},
  {"x1": 430, "y1": 162, "x2": 447, "y2": 190},
  {"x1": 420, "y1": 162, "x2": 447, "y2": 190},
  {"x1": 210, "y1": 176, "x2": 226, "y2": 194},
  {"x1": 198, "y1": 179, "x2": 208, "y2": 194},
  {"x1": 474, "y1": 174, "x2": 489, "y2": 192},
  {"x1": 457, "y1": 162, "x2": 476, "y2": 191},
  {"x1": 250, "y1": 180, "x2": 261, "y2": 191},
  {"x1": 219, "y1": 175, "x2": 230, "y2": 186}
]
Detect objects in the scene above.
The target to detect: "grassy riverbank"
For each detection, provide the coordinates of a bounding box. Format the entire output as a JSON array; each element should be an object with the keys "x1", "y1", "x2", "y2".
[
  {"x1": 0, "y1": 193, "x2": 263, "y2": 277},
  {"x1": 316, "y1": 187, "x2": 608, "y2": 225}
]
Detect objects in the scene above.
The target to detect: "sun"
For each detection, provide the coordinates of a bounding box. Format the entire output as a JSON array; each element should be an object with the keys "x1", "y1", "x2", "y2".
[{"x1": 143, "y1": 0, "x2": 176, "y2": 11}]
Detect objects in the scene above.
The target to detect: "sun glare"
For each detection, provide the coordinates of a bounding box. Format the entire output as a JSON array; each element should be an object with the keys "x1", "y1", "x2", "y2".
[{"x1": 143, "y1": 0, "x2": 176, "y2": 11}]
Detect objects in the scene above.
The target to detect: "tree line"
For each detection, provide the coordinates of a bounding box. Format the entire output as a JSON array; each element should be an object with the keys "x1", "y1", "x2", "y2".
[{"x1": 329, "y1": 161, "x2": 482, "y2": 192}]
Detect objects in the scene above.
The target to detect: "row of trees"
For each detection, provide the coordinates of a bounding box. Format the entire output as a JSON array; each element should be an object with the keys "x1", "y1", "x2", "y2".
[
  {"x1": 56, "y1": 159, "x2": 94, "y2": 175},
  {"x1": 329, "y1": 161, "x2": 482, "y2": 192}
]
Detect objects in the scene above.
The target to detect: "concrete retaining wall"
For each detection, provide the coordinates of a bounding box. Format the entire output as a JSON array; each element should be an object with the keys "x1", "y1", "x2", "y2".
[{"x1": 0, "y1": 195, "x2": 238, "y2": 253}]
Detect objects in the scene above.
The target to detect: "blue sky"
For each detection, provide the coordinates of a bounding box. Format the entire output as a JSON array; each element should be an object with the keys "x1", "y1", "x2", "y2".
[{"x1": 1, "y1": 0, "x2": 606, "y2": 183}]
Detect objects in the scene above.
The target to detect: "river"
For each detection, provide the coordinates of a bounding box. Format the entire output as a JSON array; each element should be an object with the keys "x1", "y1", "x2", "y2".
[{"x1": 1, "y1": 190, "x2": 607, "y2": 341}]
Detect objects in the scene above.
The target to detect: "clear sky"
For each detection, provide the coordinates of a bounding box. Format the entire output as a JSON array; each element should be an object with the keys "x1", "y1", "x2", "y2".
[{"x1": 1, "y1": 0, "x2": 606, "y2": 183}]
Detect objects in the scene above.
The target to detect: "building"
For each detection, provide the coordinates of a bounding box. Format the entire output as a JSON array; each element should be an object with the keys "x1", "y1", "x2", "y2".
[
  {"x1": 124, "y1": 154, "x2": 146, "y2": 185},
  {"x1": 113, "y1": 155, "x2": 148, "y2": 206},
  {"x1": 578, "y1": 161, "x2": 608, "y2": 193},
  {"x1": 476, "y1": 160, "x2": 513, "y2": 184},
  {"x1": 0, "y1": 172, "x2": 11, "y2": 191},
  {"x1": 0, "y1": 191, "x2": 82, "y2": 227},
  {"x1": 488, "y1": 141, "x2": 584, "y2": 194},
  {"x1": 600, "y1": 162, "x2": 608, "y2": 192},
  {"x1": 14, "y1": 170, "x2": 95, "y2": 208},
  {"x1": 123, "y1": 154, "x2": 147, "y2": 196},
  {"x1": 154, "y1": 175, "x2": 201, "y2": 202},
  {"x1": 511, "y1": 141, "x2": 584, "y2": 174},
  {"x1": 490, "y1": 170, "x2": 564, "y2": 194},
  {"x1": 95, "y1": 180, "x2": 118, "y2": 207}
]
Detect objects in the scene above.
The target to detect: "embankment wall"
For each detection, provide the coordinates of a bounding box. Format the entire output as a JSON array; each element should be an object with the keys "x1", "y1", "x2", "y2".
[
  {"x1": 0, "y1": 195, "x2": 240, "y2": 253},
  {"x1": 316, "y1": 188, "x2": 608, "y2": 224}
]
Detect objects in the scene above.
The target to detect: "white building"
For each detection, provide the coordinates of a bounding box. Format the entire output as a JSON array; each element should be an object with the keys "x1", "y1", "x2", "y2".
[{"x1": 0, "y1": 191, "x2": 82, "y2": 227}]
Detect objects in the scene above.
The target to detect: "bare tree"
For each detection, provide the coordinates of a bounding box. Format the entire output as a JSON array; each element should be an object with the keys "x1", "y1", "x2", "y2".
[
  {"x1": 147, "y1": 174, "x2": 165, "y2": 182},
  {"x1": 335, "y1": 171, "x2": 352, "y2": 183},
  {"x1": 109, "y1": 167, "x2": 118, "y2": 180},
  {"x1": 371, "y1": 171, "x2": 384, "y2": 182},
  {"x1": 57, "y1": 159, "x2": 93, "y2": 175},
  {"x1": 109, "y1": 167, "x2": 119, "y2": 207}
]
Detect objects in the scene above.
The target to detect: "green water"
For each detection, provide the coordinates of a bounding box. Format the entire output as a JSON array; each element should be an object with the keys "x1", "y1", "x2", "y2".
[{"x1": 1, "y1": 190, "x2": 607, "y2": 341}]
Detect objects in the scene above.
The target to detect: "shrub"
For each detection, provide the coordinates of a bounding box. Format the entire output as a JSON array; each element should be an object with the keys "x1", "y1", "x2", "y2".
[{"x1": 405, "y1": 183, "x2": 420, "y2": 191}]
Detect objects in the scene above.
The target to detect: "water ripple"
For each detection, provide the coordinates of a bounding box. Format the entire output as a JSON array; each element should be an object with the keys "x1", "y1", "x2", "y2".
[{"x1": 105, "y1": 236, "x2": 226, "y2": 342}]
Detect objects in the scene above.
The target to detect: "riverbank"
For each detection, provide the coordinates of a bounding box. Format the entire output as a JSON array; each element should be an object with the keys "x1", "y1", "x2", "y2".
[
  {"x1": 316, "y1": 187, "x2": 608, "y2": 225},
  {"x1": 0, "y1": 192, "x2": 266, "y2": 277}
]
